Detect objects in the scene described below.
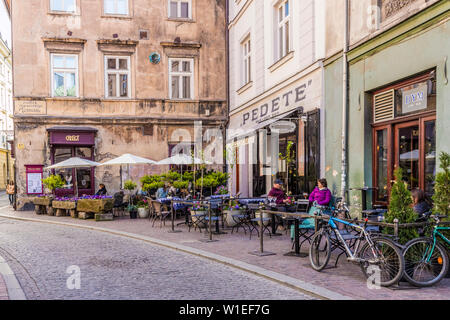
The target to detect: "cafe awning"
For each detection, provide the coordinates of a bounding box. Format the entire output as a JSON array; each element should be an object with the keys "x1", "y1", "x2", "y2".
[{"x1": 227, "y1": 109, "x2": 299, "y2": 141}]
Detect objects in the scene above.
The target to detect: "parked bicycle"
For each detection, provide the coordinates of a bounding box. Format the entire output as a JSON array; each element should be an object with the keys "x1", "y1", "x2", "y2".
[
  {"x1": 402, "y1": 215, "x2": 449, "y2": 287},
  {"x1": 309, "y1": 202, "x2": 405, "y2": 287}
]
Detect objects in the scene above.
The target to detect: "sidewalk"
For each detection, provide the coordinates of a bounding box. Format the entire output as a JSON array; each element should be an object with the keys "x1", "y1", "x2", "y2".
[{"x1": 1, "y1": 206, "x2": 449, "y2": 300}]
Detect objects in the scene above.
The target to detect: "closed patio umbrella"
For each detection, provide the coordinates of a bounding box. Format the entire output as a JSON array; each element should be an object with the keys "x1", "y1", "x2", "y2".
[{"x1": 45, "y1": 157, "x2": 100, "y2": 196}]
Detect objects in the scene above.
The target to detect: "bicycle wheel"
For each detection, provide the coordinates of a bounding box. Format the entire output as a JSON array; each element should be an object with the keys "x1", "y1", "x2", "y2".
[
  {"x1": 309, "y1": 230, "x2": 331, "y2": 271},
  {"x1": 403, "y1": 237, "x2": 449, "y2": 287},
  {"x1": 359, "y1": 237, "x2": 405, "y2": 287}
]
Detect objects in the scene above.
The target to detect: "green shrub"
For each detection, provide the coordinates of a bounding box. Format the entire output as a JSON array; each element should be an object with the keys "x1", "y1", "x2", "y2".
[
  {"x1": 173, "y1": 180, "x2": 189, "y2": 189},
  {"x1": 142, "y1": 181, "x2": 165, "y2": 193},
  {"x1": 42, "y1": 174, "x2": 65, "y2": 193},
  {"x1": 182, "y1": 172, "x2": 194, "y2": 181},
  {"x1": 124, "y1": 180, "x2": 137, "y2": 191},
  {"x1": 384, "y1": 168, "x2": 418, "y2": 244},
  {"x1": 432, "y1": 152, "x2": 450, "y2": 218},
  {"x1": 161, "y1": 171, "x2": 181, "y2": 183}
]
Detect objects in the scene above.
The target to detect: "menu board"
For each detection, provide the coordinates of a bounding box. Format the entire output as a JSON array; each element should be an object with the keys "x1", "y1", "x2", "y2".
[
  {"x1": 27, "y1": 173, "x2": 43, "y2": 194},
  {"x1": 25, "y1": 165, "x2": 44, "y2": 195}
]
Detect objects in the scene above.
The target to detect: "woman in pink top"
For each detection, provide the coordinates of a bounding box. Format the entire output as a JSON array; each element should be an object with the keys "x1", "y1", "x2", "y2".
[{"x1": 308, "y1": 178, "x2": 332, "y2": 206}]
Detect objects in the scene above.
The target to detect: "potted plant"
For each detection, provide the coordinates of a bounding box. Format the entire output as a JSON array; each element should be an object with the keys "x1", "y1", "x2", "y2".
[
  {"x1": 223, "y1": 200, "x2": 244, "y2": 227},
  {"x1": 127, "y1": 204, "x2": 138, "y2": 219},
  {"x1": 35, "y1": 174, "x2": 65, "y2": 215},
  {"x1": 215, "y1": 185, "x2": 229, "y2": 196},
  {"x1": 136, "y1": 199, "x2": 150, "y2": 218}
]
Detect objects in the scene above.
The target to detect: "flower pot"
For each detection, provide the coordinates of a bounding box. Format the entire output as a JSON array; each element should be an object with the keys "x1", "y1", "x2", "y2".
[
  {"x1": 138, "y1": 207, "x2": 149, "y2": 218},
  {"x1": 223, "y1": 209, "x2": 244, "y2": 227},
  {"x1": 129, "y1": 210, "x2": 138, "y2": 219}
]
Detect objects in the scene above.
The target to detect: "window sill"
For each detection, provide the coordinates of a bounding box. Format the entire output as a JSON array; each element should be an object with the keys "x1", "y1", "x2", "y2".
[
  {"x1": 47, "y1": 97, "x2": 81, "y2": 101},
  {"x1": 166, "y1": 99, "x2": 196, "y2": 103},
  {"x1": 101, "y1": 15, "x2": 132, "y2": 20},
  {"x1": 48, "y1": 11, "x2": 79, "y2": 16},
  {"x1": 167, "y1": 18, "x2": 195, "y2": 23},
  {"x1": 268, "y1": 51, "x2": 294, "y2": 73},
  {"x1": 236, "y1": 81, "x2": 253, "y2": 95}
]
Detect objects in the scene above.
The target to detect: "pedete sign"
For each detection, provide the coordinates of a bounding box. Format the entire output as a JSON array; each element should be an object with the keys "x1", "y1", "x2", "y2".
[
  {"x1": 15, "y1": 100, "x2": 47, "y2": 115},
  {"x1": 25, "y1": 165, "x2": 44, "y2": 195}
]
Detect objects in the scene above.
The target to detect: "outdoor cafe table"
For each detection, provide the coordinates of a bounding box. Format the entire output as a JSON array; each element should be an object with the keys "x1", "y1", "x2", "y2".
[
  {"x1": 259, "y1": 210, "x2": 315, "y2": 257},
  {"x1": 157, "y1": 197, "x2": 189, "y2": 233}
]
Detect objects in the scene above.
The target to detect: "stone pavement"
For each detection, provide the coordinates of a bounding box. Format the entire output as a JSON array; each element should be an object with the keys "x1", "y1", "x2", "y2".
[
  {"x1": 0, "y1": 205, "x2": 449, "y2": 300},
  {"x1": 0, "y1": 274, "x2": 8, "y2": 300}
]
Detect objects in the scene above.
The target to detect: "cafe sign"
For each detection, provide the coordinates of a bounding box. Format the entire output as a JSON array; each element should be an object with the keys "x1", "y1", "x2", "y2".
[
  {"x1": 227, "y1": 70, "x2": 321, "y2": 140},
  {"x1": 402, "y1": 83, "x2": 427, "y2": 114}
]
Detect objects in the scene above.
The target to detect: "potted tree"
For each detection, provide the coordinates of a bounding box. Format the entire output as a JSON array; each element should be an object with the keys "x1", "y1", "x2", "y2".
[
  {"x1": 37, "y1": 174, "x2": 65, "y2": 215},
  {"x1": 124, "y1": 180, "x2": 138, "y2": 219}
]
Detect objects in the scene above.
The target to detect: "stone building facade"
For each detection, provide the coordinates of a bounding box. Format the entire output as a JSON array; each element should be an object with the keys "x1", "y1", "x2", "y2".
[{"x1": 12, "y1": 0, "x2": 227, "y2": 209}]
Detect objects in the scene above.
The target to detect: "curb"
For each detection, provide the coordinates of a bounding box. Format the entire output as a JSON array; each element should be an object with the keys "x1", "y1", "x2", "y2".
[
  {"x1": 0, "y1": 213, "x2": 353, "y2": 300},
  {"x1": 0, "y1": 254, "x2": 27, "y2": 300}
]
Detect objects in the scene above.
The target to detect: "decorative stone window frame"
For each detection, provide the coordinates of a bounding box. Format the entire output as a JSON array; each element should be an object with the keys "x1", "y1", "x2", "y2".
[
  {"x1": 102, "y1": 0, "x2": 133, "y2": 19},
  {"x1": 42, "y1": 38, "x2": 86, "y2": 98},
  {"x1": 97, "y1": 39, "x2": 138, "y2": 99},
  {"x1": 167, "y1": 0, "x2": 193, "y2": 21},
  {"x1": 161, "y1": 41, "x2": 201, "y2": 101}
]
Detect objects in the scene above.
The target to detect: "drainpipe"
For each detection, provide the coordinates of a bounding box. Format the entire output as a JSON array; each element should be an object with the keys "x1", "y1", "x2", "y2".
[
  {"x1": 340, "y1": 0, "x2": 349, "y2": 200},
  {"x1": 224, "y1": 0, "x2": 230, "y2": 174}
]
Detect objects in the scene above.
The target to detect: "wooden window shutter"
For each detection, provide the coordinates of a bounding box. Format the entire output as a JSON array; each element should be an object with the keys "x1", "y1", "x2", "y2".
[{"x1": 373, "y1": 89, "x2": 395, "y2": 123}]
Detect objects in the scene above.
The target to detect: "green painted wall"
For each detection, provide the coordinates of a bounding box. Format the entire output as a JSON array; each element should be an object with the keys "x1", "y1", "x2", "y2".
[{"x1": 324, "y1": 16, "x2": 450, "y2": 216}]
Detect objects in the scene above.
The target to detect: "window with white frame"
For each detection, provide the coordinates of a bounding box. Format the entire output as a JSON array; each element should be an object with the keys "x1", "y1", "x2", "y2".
[
  {"x1": 168, "y1": 0, "x2": 191, "y2": 19},
  {"x1": 242, "y1": 36, "x2": 251, "y2": 86},
  {"x1": 169, "y1": 58, "x2": 194, "y2": 100},
  {"x1": 104, "y1": 56, "x2": 131, "y2": 98},
  {"x1": 51, "y1": 54, "x2": 78, "y2": 97},
  {"x1": 276, "y1": 0, "x2": 290, "y2": 61},
  {"x1": 50, "y1": 0, "x2": 76, "y2": 12},
  {"x1": 104, "y1": 0, "x2": 129, "y2": 15}
]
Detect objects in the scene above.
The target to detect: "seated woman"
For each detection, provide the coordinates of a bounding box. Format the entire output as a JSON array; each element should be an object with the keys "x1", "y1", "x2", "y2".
[
  {"x1": 291, "y1": 178, "x2": 332, "y2": 239},
  {"x1": 412, "y1": 189, "x2": 432, "y2": 220}
]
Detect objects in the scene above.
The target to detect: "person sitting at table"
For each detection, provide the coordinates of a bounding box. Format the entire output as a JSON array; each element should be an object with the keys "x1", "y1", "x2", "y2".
[
  {"x1": 411, "y1": 188, "x2": 432, "y2": 220},
  {"x1": 308, "y1": 178, "x2": 332, "y2": 207},
  {"x1": 95, "y1": 183, "x2": 107, "y2": 196},
  {"x1": 156, "y1": 184, "x2": 168, "y2": 199},
  {"x1": 268, "y1": 179, "x2": 290, "y2": 205},
  {"x1": 291, "y1": 179, "x2": 332, "y2": 240},
  {"x1": 167, "y1": 183, "x2": 177, "y2": 197}
]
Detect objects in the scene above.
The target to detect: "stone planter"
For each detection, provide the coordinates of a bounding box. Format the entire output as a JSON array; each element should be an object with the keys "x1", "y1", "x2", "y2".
[
  {"x1": 138, "y1": 207, "x2": 149, "y2": 218},
  {"x1": 33, "y1": 196, "x2": 53, "y2": 215},
  {"x1": 52, "y1": 200, "x2": 76, "y2": 217},
  {"x1": 76, "y1": 198, "x2": 113, "y2": 214},
  {"x1": 223, "y1": 209, "x2": 244, "y2": 227}
]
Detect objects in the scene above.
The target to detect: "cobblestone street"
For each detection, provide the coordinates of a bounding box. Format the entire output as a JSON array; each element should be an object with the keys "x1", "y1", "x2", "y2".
[{"x1": 0, "y1": 215, "x2": 315, "y2": 300}]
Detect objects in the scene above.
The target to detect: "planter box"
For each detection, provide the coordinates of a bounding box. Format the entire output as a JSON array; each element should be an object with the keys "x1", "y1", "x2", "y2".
[
  {"x1": 77, "y1": 198, "x2": 113, "y2": 213},
  {"x1": 33, "y1": 197, "x2": 52, "y2": 206},
  {"x1": 52, "y1": 201, "x2": 76, "y2": 210}
]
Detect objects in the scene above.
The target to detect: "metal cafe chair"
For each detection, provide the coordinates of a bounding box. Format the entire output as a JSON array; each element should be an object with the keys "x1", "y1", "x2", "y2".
[
  {"x1": 151, "y1": 200, "x2": 171, "y2": 228},
  {"x1": 247, "y1": 203, "x2": 272, "y2": 240}
]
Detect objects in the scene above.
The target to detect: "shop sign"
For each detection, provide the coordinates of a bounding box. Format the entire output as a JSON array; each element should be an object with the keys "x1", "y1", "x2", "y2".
[
  {"x1": 242, "y1": 79, "x2": 313, "y2": 126},
  {"x1": 25, "y1": 165, "x2": 44, "y2": 195},
  {"x1": 402, "y1": 84, "x2": 427, "y2": 114},
  {"x1": 15, "y1": 100, "x2": 46, "y2": 115},
  {"x1": 50, "y1": 132, "x2": 95, "y2": 145}
]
